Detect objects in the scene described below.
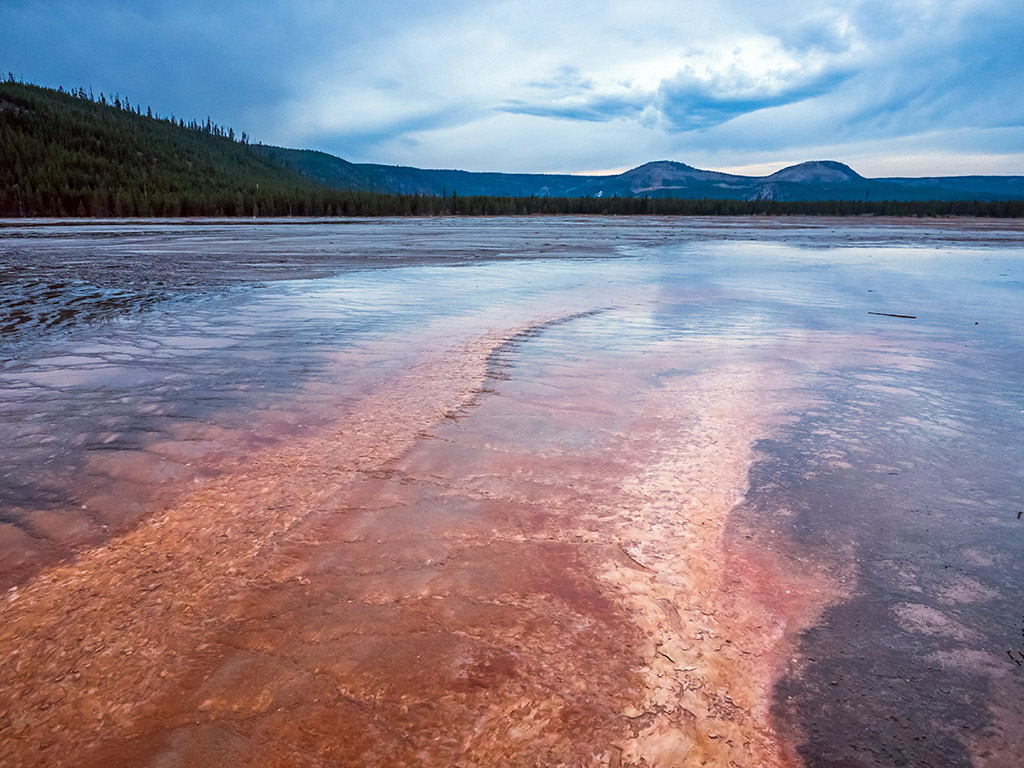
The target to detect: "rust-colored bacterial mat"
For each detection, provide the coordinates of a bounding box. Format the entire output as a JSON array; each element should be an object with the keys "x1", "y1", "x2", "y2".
[{"x1": 1, "y1": 217, "x2": 1022, "y2": 767}]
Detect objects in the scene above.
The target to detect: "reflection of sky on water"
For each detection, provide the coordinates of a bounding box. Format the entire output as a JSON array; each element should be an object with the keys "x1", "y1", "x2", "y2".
[{"x1": 0, "y1": 256, "x2": 635, "y2": 535}]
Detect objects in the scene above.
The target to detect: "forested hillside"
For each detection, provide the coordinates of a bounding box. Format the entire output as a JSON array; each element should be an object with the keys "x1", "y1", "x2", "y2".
[{"x1": 0, "y1": 79, "x2": 374, "y2": 216}]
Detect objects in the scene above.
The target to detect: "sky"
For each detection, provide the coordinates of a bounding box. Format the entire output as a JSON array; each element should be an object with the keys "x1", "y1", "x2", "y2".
[{"x1": 2, "y1": 0, "x2": 1023, "y2": 177}]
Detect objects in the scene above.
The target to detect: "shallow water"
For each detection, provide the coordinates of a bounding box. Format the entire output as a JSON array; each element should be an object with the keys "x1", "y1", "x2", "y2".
[{"x1": 1, "y1": 216, "x2": 1022, "y2": 766}]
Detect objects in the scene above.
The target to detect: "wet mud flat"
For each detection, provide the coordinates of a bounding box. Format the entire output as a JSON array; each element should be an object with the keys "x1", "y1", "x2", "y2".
[{"x1": 1, "y1": 217, "x2": 1023, "y2": 767}]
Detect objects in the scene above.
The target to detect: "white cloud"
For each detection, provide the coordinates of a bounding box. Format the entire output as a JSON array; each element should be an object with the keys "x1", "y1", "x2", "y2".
[{"x1": 2, "y1": 0, "x2": 1022, "y2": 174}]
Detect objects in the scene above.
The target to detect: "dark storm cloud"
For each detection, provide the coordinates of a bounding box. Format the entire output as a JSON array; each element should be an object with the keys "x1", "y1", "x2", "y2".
[
  {"x1": 655, "y1": 66, "x2": 852, "y2": 131},
  {"x1": 500, "y1": 93, "x2": 648, "y2": 124}
]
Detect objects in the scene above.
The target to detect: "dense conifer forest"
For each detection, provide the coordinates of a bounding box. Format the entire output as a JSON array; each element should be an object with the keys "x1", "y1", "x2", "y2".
[{"x1": 2, "y1": 78, "x2": 1021, "y2": 218}]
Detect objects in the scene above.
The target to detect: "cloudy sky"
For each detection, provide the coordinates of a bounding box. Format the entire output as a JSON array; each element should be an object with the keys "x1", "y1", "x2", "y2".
[{"x1": 3, "y1": 0, "x2": 1022, "y2": 176}]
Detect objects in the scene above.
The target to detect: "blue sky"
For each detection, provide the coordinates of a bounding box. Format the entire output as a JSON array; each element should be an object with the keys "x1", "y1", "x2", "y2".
[{"x1": 3, "y1": 0, "x2": 1023, "y2": 176}]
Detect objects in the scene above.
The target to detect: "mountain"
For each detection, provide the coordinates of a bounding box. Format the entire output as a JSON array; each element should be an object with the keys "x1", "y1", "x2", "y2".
[
  {"x1": 264, "y1": 145, "x2": 1024, "y2": 204},
  {"x1": 277, "y1": 155, "x2": 1024, "y2": 203},
  {"x1": 766, "y1": 160, "x2": 862, "y2": 183}
]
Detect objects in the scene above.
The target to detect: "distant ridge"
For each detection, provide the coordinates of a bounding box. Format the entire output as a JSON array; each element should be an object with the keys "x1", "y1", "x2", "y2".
[{"x1": 269, "y1": 150, "x2": 1024, "y2": 203}]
